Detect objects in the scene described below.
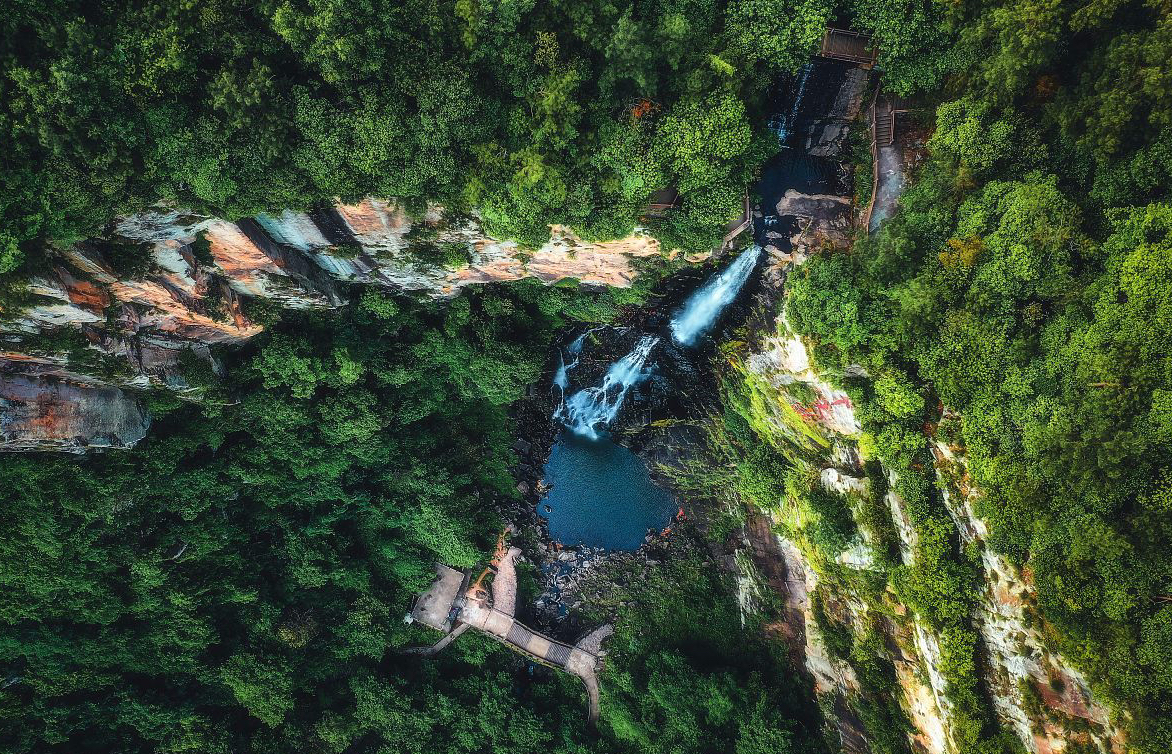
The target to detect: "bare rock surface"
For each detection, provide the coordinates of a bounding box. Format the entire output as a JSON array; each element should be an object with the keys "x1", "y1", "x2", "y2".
[
  {"x1": 1, "y1": 198, "x2": 668, "y2": 451},
  {"x1": 0, "y1": 374, "x2": 149, "y2": 452}
]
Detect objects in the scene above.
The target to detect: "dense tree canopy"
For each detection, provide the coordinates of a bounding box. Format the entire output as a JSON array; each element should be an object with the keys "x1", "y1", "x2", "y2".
[
  {"x1": 0, "y1": 278, "x2": 828, "y2": 753},
  {"x1": 787, "y1": 1, "x2": 1172, "y2": 750},
  {"x1": 1, "y1": 282, "x2": 583, "y2": 752},
  {"x1": 0, "y1": 0, "x2": 844, "y2": 272}
]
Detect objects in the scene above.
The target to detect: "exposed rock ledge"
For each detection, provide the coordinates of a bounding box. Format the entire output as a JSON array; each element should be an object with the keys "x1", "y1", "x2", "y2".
[
  {"x1": 741, "y1": 298, "x2": 1125, "y2": 754},
  {"x1": 0, "y1": 199, "x2": 666, "y2": 452},
  {"x1": 0, "y1": 374, "x2": 149, "y2": 452}
]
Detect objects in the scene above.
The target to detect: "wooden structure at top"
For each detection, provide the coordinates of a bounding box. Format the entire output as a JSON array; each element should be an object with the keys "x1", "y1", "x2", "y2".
[
  {"x1": 643, "y1": 187, "x2": 680, "y2": 218},
  {"x1": 642, "y1": 189, "x2": 751, "y2": 251},
  {"x1": 818, "y1": 28, "x2": 878, "y2": 66}
]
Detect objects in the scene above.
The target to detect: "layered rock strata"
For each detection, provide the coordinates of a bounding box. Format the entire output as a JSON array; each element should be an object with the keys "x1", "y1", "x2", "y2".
[{"x1": 0, "y1": 199, "x2": 664, "y2": 451}]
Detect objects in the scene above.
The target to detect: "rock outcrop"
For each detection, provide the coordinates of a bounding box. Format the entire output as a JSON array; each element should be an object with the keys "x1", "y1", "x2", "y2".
[
  {"x1": 0, "y1": 373, "x2": 149, "y2": 452},
  {"x1": 0, "y1": 199, "x2": 665, "y2": 451},
  {"x1": 735, "y1": 185, "x2": 1127, "y2": 753},
  {"x1": 739, "y1": 306, "x2": 1126, "y2": 754}
]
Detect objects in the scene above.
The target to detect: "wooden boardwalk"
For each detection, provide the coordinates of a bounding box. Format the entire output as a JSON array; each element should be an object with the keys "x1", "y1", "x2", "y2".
[{"x1": 861, "y1": 91, "x2": 912, "y2": 232}]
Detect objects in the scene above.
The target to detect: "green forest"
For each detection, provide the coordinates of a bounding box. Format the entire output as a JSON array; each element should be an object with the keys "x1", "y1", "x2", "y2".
[
  {"x1": 1, "y1": 281, "x2": 828, "y2": 753},
  {"x1": 3, "y1": 0, "x2": 1172, "y2": 753},
  {"x1": 785, "y1": 0, "x2": 1172, "y2": 752}
]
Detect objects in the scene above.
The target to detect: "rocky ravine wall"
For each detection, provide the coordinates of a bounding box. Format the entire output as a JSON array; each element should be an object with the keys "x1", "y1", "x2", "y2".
[
  {"x1": 1, "y1": 200, "x2": 664, "y2": 452},
  {"x1": 737, "y1": 195, "x2": 1125, "y2": 754}
]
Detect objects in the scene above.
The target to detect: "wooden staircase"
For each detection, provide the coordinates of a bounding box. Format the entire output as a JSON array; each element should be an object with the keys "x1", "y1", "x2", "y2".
[{"x1": 874, "y1": 99, "x2": 895, "y2": 146}]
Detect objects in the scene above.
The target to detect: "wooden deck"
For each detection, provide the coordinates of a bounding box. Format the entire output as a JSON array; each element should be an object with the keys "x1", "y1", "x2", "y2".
[
  {"x1": 818, "y1": 28, "x2": 878, "y2": 65},
  {"x1": 721, "y1": 194, "x2": 753, "y2": 250}
]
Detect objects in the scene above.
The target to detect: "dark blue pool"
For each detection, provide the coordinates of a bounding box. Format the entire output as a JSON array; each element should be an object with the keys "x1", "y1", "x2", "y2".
[{"x1": 538, "y1": 431, "x2": 676, "y2": 550}]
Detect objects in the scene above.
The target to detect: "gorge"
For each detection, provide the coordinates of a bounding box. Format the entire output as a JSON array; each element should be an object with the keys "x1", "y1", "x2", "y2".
[
  {"x1": 541, "y1": 243, "x2": 762, "y2": 548},
  {"x1": 4, "y1": 5, "x2": 1170, "y2": 754}
]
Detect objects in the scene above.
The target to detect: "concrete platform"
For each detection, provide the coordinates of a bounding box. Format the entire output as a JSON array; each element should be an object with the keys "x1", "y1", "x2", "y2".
[{"x1": 410, "y1": 564, "x2": 467, "y2": 631}]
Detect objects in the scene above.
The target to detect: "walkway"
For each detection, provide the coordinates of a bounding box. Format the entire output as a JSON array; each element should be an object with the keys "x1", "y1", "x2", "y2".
[
  {"x1": 406, "y1": 547, "x2": 611, "y2": 723},
  {"x1": 869, "y1": 139, "x2": 906, "y2": 232},
  {"x1": 862, "y1": 93, "x2": 913, "y2": 232}
]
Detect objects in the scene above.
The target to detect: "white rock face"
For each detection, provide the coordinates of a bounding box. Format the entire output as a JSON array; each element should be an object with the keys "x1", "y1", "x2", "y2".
[
  {"x1": 932, "y1": 441, "x2": 1125, "y2": 754},
  {"x1": 741, "y1": 297, "x2": 955, "y2": 753},
  {"x1": 745, "y1": 316, "x2": 862, "y2": 438},
  {"x1": 255, "y1": 211, "x2": 331, "y2": 252}
]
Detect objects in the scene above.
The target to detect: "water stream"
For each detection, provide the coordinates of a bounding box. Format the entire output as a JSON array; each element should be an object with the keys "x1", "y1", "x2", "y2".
[
  {"x1": 769, "y1": 62, "x2": 813, "y2": 145},
  {"x1": 554, "y1": 334, "x2": 661, "y2": 439},
  {"x1": 538, "y1": 59, "x2": 851, "y2": 550},
  {"x1": 552, "y1": 244, "x2": 761, "y2": 439},
  {"x1": 539, "y1": 245, "x2": 763, "y2": 548},
  {"x1": 670, "y1": 245, "x2": 762, "y2": 346}
]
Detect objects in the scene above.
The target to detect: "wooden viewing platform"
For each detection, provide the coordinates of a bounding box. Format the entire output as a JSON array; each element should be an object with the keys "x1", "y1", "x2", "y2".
[
  {"x1": 641, "y1": 189, "x2": 752, "y2": 252},
  {"x1": 818, "y1": 28, "x2": 878, "y2": 66}
]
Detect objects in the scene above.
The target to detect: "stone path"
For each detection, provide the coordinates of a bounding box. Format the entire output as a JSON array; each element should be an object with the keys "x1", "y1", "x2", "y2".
[{"x1": 460, "y1": 553, "x2": 607, "y2": 723}]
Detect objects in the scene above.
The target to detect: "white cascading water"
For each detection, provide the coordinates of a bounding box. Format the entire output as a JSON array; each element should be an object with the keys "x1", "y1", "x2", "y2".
[
  {"x1": 555, "y1": 335, "x2": 660, "y2": 438},
  {"x1": 670, "y1": 244, "x2": 762, "y2": 346},
  {"x1": 771, "y1": 62, "x2": 813, "y2": 144},
  {"x1": 553, "y1": 327, "x2": 604, "y2": 393},
  {"x1": 553, "y1": 245, "x2": 761, "y2": 436}
]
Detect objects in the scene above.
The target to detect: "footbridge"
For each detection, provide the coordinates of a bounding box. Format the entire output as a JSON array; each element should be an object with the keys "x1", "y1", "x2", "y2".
[
  {"x1": 406, "y1": 545, "x2": 612, "y2": 723},
  {"x1": 817, "y1": 27, "x2": 878, "y2": 66}
]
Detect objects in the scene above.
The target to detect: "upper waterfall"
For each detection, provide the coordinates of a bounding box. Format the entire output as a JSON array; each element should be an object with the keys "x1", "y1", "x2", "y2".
[{"x1": 670, "y1": 245, "x2": 762, "y2": 346}]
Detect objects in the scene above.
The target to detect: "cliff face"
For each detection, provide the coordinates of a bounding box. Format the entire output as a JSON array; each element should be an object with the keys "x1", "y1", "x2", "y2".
[
  {"x1": 934, "y1": 441, "x2": 1125, "y2": 754},
  {"x1": 735, "y1": 175, "x2": 1124, "y2": 754},
  {"x1": 741, "y1": 304, "x2": 1125, "y2": 754},
  {"x1": 0, "y1": 200, "x2": 663, "y2": 451},
  {"x1": 0, "y1": 373, "x2": 150, "y2": 452}
]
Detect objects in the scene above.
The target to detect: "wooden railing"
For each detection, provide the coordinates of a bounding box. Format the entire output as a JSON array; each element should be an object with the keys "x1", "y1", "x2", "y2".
[
  {"x1": 861, "y1": 92, "x2": 912, "y2": 233},
  {"x1": 721, "y1": 193, "x2": 753, "y2": 250},
  {"x1": 861, "y1": 89, "x2": 881, "y2": 233}
]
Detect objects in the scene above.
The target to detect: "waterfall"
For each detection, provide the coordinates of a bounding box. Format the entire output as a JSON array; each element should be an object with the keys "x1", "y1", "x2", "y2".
[
  {"x1": 552, "y1": 246, "x2": 760, "y2": 435},
  {"x1": 553, "y1": 327, "x2": 604, "y2": 393},
  {"x1": 771, "y1": 63, "x2": 813, "y2": 144},
  {"x1": 555, "y1": 335, "x2": 660, "y2": 438},
  {"x1": 670, "y1": 245, "x2": 762, "y2": 346}
]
